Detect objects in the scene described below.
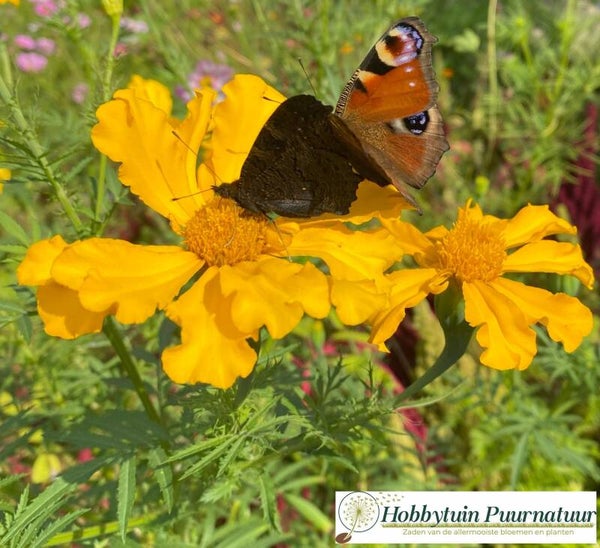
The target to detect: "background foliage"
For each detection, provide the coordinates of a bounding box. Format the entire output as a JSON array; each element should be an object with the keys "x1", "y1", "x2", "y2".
[{"x1": 0, "y1": 0, "x2": 598, "y2": 546}]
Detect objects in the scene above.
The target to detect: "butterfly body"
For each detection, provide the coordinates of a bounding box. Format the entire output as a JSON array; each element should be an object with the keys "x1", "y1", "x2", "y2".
[
  {"x1": 213, "y1": 17, "x2": 448, "y2": 217},
  {"x1": 213, "y1": 95, "x2": 363, "y2": 217}
]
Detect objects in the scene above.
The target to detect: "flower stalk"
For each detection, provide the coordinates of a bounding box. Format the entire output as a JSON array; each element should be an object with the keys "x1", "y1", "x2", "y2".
[
  {"x1": 398, "y1": 287, "x2": 474, "y2": 401},
  {"x1": 95, "y1": 4, "x2": 122, "y2": 224},
  {"x1": 0, "y1": 42, "x2": 83, "y2": 233},
  {"x1": 102, "y1": 317, "x2": 163, "y2": 426}
]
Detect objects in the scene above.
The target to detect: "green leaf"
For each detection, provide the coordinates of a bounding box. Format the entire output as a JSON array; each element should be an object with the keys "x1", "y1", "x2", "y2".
[
  {"x1": 117, "y1": 454, "x2": 137, "y2": 542},
  {"x1": 259, "y1": 474, "x2": 279, "y2": 531},
  {"x1": 283, "y1": 493, "x2": 332, "y2": 533},
  {"x1": 148, "y1": 447, "x2": 173, "y2": 513},
  {"x1": 0, "y1": 244, "x2": 28, "y2": 255},
  {"x1": 0, "y1": 211, "x2": 30, "y2": 246}
]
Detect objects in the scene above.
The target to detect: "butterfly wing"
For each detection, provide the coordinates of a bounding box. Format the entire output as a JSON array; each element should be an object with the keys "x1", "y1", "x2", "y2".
[
  {"x1": 334, "y1": 17, "x2": 448, "y2": 202},
  {"x1": 214, "y1": 95, "x2": 362, "y2": 217}
]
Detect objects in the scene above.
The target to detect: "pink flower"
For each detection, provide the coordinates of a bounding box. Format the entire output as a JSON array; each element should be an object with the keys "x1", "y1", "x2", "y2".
[
  {"x1": 14, "y1": 34, "x2": 36, "y2": 50},
  {"x1": 71, "y1": 82, "x2": 88, "y2": 104},
  {"x1": 113, "y1": 42, "x2": 128, "y2": 57},
  {"x1": 31, "y1": 0, "x2": 62, "y2": 17},
  {"x1": 120, "y1": 17, "x2": 149, "y2": 34},
  {"x1": 16, "y1": 52, "x2": 47, "y2": 73},
  {"x1": 35, "y1": 37, "x2": 55, "y2": 55},
  {"x1": 76, "y1": 13, "x2": 91, "y2": 29}
]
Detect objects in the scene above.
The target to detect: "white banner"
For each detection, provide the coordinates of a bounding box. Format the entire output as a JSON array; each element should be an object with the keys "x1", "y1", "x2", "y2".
[{"x1": 334, "y1": 491, "x2": 597, "y2": 544}]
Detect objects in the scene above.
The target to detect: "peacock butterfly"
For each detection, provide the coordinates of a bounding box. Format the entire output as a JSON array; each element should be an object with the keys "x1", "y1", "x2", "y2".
[{"x1": 213, "y1": 17, "x2": 448, "y2": 217}]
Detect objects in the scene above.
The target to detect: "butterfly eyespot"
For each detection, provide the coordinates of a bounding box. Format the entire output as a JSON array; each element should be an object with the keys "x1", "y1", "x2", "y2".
[
  {"x1": 403, "y1": 111, "x2": 430, "y2": 135},
  {"x1": 396, "y1": 23, "x2": 424, "y2": 53}
]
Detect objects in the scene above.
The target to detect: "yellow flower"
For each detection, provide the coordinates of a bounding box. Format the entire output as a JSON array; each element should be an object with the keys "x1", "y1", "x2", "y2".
[
  {"x1": 18, "y1": 74, "x2": 403, "y2": 388},
  {"x1": 0, "y1": 0, "x2": 19, "y2": 5},
  {"x1": 0, "y1": 167, "x2": 9, "y2": 193},
  {"x1": 101, "y1": 0, "x2": 122, "y2": 17},
  {"x1": 370, "y1": 201, "x2": 595, "y2": 370}
]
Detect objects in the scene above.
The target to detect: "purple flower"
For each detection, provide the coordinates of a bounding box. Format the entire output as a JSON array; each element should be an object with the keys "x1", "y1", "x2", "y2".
[
  {"x1": 14, "y1": 34, "x2": 37, "y2": 50},
  {"x1": 174, "y1": 85, "x2": 190, "y2": 103},
  {"x1": 178, "y1": 60, "x2": 234, "y2": 102},
  {"x1": 71, "y1": 82, "x2": 88, "y2": 104},
  {"x1": 16, "y1": 52, "x2": 48, "y2": 73},
  {"x1": 35, "y1": 37, "x2": 55, "y2": 55},
  {"x1": 120, "y1": 17, "x2": 149, "y2": 34}
]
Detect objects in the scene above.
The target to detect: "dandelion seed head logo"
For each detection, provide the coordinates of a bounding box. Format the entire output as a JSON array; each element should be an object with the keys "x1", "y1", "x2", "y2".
[{"x1": 336, "y1": 491, "x2": 381, "y2": 543}]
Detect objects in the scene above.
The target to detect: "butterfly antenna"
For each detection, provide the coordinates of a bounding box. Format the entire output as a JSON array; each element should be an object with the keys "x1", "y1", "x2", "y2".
[
  {"x1": 171, "y1": 130, "x2": 197, "y2": 156},
  {"x1": 297, "y1": 58, "x2": 318, "y2": 97},
  {"x1": 267, "y1": 216, "x2": 292, "y2": 262},
  {"x1": 170, "y1": 130, "x2": 224, "y2": 201}
]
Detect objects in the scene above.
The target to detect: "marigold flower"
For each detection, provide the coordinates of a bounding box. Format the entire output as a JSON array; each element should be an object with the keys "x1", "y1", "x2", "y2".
[
  {"x1": 18, "y1": 74, "x2": 405, "y2": 388},
  {"x1": 0, "y1": 0, "x2": 20, "y2": 6},
  {"x1": 370, "y1": 201, "x2": 595, "y2": 371}
]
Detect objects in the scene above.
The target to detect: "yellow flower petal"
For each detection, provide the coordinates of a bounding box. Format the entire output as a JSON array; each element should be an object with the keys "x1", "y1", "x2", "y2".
[
  {"x1": 37, "y1": 282, "x2": 109, "y2": 339},
  {"x1": 91, "y1": 82, "x2": 215, "y2": 230},
  {"x1": 382, "y1": 217, "x2": 435, "y2": 257},
  {"x1": 331, "y1": 277, "x2": 389, "y2": 325},
  {"x1": 219, "y1": 259, "x2": 329, "y2": 338},
  {"x1": 127, "y1": 75, "x2": 173, "y2": 114},
  {"x1": 347, "y1": 183, "x2": 413, "y2": 220},
  {"x1": 503, "y1": 240, "x2": 595, "y2": 289},
  {"x1": 502, "y1": 204, "x2": 576, "y2": 248},
  {"x1": 163, "y1": 267, "x2": 257, "y2": 387},
  {"x1": 205, "y1": 74, "x2": 286, "y2": 185},
  {"x1": 31, "y1": 453, "x2": 62, "y2": 484},
  {"x1": 491, "y1": 277, "x2": 593, "y2": 353},
  {"x1": 51, "y1": 239, "x2": 202, "y2": 324},
  {"x1": 463, "y1": 280, "x2": 538, "y2": 370},
  {"x1": 16, "y1": 235, "x2": 68, "y2": 285},
  {"x1": 287, "y1": 225, "x2": 401, "y2": 281},
  {"x1": 369, "y1": 268, "x2": 443, "y2": 346}
]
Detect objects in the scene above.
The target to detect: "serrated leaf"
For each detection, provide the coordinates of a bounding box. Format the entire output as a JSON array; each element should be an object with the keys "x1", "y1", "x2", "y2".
[
  {"x1": 148, "y1": 447, "x2": 173, "y2": 513},
  {"x1": 259, "y1": 474, "x2": 279, "y2": 531},
  {"x1": 35, "y1": 508, "x2": 89, "y2": 548},
  {"x1": 117, "y1": 454, "x2": 137, "y2": 542},
  {"x1": 0, "y1": 479, "x2": 77, "y2": 546},
  {"x1": 16, "y1": 314, "x2": 32, "y2": 343}
]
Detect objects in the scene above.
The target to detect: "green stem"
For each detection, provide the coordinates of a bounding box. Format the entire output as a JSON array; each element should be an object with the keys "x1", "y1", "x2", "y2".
[
  {"x1": 103, "y1": 317, "x2": 162, "y2": 426},
  {"x1": 486, "y1": 0, "x2": 499, "y2": 163},
  {"x1": 94, "y1": 12, "x2": 121, "y2": 224},
  {"x1": 397, "y1": 284, "x2": 474, "y2": 401},
  {"x1": 0, "y1": 43, "x2": 83, "y2": 234},
  {"x1": 397, "y1": 319, "x2": 473, "y2": 401}
]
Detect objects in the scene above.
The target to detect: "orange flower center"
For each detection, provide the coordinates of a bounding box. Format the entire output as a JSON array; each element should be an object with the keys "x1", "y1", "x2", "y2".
[
  {"x1": 434, "y1": 213, "x2": 506, "y2": 283},
  {"x1": 183, "y1": 200, "x2": 269, "y2": 266}
]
